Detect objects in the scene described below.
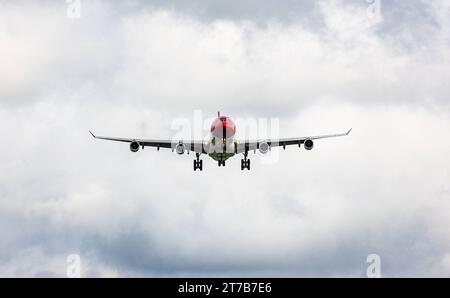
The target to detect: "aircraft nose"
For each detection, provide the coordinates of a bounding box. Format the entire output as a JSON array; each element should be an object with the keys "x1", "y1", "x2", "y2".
[{"x1": 211, "y1": 121, "x2": 236, "y2": 138}]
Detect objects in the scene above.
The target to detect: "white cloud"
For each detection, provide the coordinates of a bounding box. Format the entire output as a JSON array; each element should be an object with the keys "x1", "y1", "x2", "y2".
[{"x1": 0, "y1": 0, "x2": 450, "y2": 277}]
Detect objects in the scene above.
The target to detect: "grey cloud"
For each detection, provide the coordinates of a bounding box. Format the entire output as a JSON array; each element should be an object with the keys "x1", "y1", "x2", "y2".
[
  {"x1": 1, "y1": 1, "x2": 449, "y2": 112},
  {"x1": 112, "y1": 0, "x2": 322, "y2": 26}
]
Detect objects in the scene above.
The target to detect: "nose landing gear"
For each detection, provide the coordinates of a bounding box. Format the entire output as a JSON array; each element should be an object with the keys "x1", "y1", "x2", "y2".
[{"x1": 218, "y1": 160, "x2": 226, "y2": 167}]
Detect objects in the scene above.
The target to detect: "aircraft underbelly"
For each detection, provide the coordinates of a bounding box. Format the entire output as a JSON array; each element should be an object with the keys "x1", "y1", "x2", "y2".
[
  {"x1": 208, "y1": 136, "x2": 235, "y2": 161},
  {"x1": 209, "y1": 152, "x2": 235, "y2": 161}
]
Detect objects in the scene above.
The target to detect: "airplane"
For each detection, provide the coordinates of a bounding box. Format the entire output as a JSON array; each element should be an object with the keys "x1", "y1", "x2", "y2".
[{"x1": 89, "y1": 112, "x2": 351, "y2": 171}]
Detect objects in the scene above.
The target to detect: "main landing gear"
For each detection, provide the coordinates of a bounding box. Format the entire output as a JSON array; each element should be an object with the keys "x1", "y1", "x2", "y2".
[
  {"x1": 194, "y1": 153, "x2": 203, "y2": 171},
  {"x1": 241, "y1": 151, "x2": 250, "y2": 171}
]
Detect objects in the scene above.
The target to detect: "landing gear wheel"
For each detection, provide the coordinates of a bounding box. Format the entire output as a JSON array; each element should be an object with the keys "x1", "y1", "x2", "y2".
[
  {"x1": 194, "y1": 154, "x2": 203, "y2": 171},
  {"x1": 218, "y1": 160, "x2": 225, "y2": 167},
  {"x1": 241, "y1": 158, "x2": 251, "y2": 171},
  {"x1": 241, "y1": 150, "x2": 251, "y2": 170}
]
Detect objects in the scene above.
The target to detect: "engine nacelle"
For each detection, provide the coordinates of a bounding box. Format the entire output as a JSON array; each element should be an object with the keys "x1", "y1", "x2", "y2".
[
  {"x1": 175, "y1": 143, "x2": 186, "y2": 155},
  {"x1": 130, "y1": 141, "x2": 140, "y2": 152},
  {"x1": 304, "y1": 139, "x2": 314, "y2": 151},
  {"x1": 259, "y1": 142, "x2": 270, "y2": 154}
]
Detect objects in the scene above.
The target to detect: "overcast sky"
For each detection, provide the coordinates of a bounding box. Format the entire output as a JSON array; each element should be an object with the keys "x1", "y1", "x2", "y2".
[{"x1": 1, "y1": 0, "x2": 450, "y2": 277}]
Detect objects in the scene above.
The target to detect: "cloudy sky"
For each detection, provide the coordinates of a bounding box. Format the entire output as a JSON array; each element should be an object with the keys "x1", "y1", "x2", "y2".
[{"x1": 1, "y1": 0, "x2": 450, "y2": 277}]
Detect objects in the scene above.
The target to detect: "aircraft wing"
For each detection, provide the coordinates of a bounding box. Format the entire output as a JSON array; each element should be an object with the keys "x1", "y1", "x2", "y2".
[
  {"x1": 235, "y1": 128, "x2": 352, "y2": 153},
  {"x1": 89, "y1": 131, "x2": 205, "y2": 153}
]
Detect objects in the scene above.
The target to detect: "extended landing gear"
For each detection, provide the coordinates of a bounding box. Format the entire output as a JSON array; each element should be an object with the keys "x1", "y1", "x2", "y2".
[
  {"x1": 194, "y1": 153, "x2": 203, "y2": 171},
  {"x1": 241, "y1": 152, "x2": 251, "y2": 171},
  {"x1": 218, "y1": 160, "x2": 226, "y2": 167}
]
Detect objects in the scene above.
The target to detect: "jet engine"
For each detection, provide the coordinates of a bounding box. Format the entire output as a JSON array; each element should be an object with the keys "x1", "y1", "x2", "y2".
[
  {"x1": 304, "y1": 139, "x2": 314, "y2": 151},
  {"x1": 176, "y1": 143, "x2": 186, "y2": 155},
  {"x1": 259, "y1": 142, "x2": 270, "y2": 154},
  {"x1": 130, "y1": 141, "x2": 140, "y2": 152}
]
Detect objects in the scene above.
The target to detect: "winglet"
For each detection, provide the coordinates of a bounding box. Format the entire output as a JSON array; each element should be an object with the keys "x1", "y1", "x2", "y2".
[
  {"x1": 218, "y1": 111, "x2": 221, "y2": 117},
  {"x1": 347, "y1": 128, "x2": 352, "y2": 135},
  {"x1": 89, "y1": 130, "x2": 97, "y2": 138}
]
